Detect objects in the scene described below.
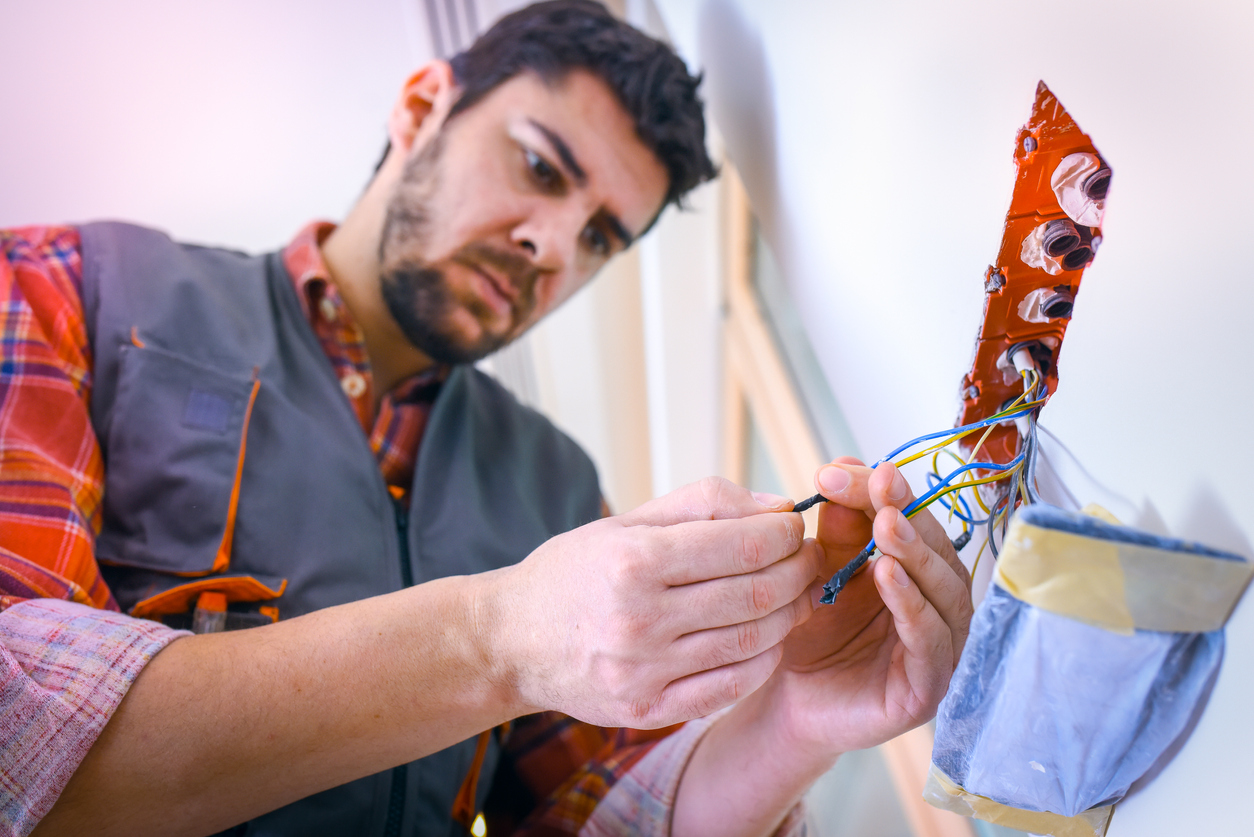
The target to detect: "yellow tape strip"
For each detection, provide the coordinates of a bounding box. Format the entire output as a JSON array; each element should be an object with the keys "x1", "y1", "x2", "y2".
[
  {"x1": 923, "y1": 763, "x2": 1114, "y2": 837},
  {"x1": 993, "y1": 517, "x2": 1253, "y2": 634},
  {"x1": 993, "y1": 522, "x2": 1134, "y2": 634}
]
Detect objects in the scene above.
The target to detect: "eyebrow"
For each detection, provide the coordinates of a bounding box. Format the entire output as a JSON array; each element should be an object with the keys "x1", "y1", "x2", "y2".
[
  {"x1": 528, "y1": 118, "x2": 635, "y2": 249},
  {"x1": 529, "y1": 119, "x2": 587, "y2": 186},
  {"x1": 601, "y1": 213, "x2": 634, "y2": 249}
]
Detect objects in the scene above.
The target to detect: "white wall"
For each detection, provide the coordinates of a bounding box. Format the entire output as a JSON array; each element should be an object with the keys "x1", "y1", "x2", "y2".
[
  {"x1": 655, "y1": 1, "x2": 1254, "y2": 835},
  {"x1": 0, "y1": 0, "x2": 718, "y2": 512},
  {"x1": 0, "y1": 0, "x2": 425, "y2": 251}
]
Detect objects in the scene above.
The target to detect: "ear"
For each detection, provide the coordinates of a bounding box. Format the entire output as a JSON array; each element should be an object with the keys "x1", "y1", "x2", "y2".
[{"x1": 387, "y1": 61, "x2": 457, "y2": 153}]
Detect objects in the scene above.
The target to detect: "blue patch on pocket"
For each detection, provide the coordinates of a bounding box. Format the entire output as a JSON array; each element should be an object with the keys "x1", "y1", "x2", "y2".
[{"x1": 182, "y1": 388, "x2": 237, "y2": 433}]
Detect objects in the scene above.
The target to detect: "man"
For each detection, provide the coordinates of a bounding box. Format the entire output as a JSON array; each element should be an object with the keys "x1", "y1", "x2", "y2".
[{"x1": 0, "y1": 2, "x2": 971, "y2": 835}]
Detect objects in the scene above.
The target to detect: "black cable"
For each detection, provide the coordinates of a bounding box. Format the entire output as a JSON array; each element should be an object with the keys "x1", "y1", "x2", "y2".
[
  {"x1": 819, "y1": 545, "x2": 875, "y2": 604},
  {"x1": 792, "y1": 492, "x2": 826, "y2": 514}
]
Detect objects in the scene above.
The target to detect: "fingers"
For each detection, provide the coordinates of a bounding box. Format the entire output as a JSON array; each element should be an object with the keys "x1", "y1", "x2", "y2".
[
  {"x1": 817, "y1": 458, "x2": 970, "y2": 590},
  {"x1": 618, "y1": 476, "x2": 792, "y2": 528},
  {"x1": 872, "y1": 555, "x2": 954, "y2": 716},
  {"x1": 673, "y1": 587, "x2": 812, "y2": 673},
  {"x1": 669, "y1": 539, "x2": 822, "y2": 633},
  {"x1": 873, "y1": 506, "x2": 973, "y2": 667},
  {"x1": 655, "y1": 510, "x2": 805, "y2": 587},
  {"x1": 867, "y1": 463, "x2": 971, "y2": 591},
  {"x1": 814, "y1": 459, "x2": 874, "y2": 566},
  {"x1": 642, "y1": 644, "x2": 785, "y2": 728},
  {"x1": 813, "y1": 456, "x2": 871, "y2": 509},
  {"x1": 815, "y1": 497, "x2": 873, "y2": 564}
]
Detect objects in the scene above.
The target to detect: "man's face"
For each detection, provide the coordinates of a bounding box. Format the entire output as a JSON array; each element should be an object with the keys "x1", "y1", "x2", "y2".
[{"x1": 379, "y1": 69, "x2": 670, "y2": 364}]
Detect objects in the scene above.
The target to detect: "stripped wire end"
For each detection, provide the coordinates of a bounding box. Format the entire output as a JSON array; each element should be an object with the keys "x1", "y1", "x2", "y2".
[{"x1": 819, "y1": 545, "x2": 876, "y2": 604}]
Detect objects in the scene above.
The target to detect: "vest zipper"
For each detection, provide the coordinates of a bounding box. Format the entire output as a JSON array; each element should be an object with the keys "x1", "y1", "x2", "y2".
[
  {"x1": 394, "y1": 499, "x2": 414, "y2": 588},
  {"x1": 384, "y1": 500, "x2": 413, "y2": 837}
]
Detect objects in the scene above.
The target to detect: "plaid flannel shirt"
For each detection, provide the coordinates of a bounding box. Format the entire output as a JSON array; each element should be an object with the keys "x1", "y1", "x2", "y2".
[{"x1": 1, "y1": 224, "x2": 805, "y2": 836}]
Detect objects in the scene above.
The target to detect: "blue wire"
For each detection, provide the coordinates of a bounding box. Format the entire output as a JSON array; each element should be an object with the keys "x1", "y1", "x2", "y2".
[
  {"x1": 925, "y1": 471, "x2": 985, "y2": 525},
  {"x1": 901, "y1": 452, "x2": 1025, "y2": 521},
  {"x1": 875, "y1": 406, "x2": 1038, "y2": 465},
  {"x1": 820, "y1": 450, "x2": 1026, "y2": 604}
]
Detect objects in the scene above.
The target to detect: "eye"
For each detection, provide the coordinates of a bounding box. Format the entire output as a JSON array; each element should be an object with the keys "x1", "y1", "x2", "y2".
[
  {"x1": 581, "y1": 224, "x2": 611, "y2": 258},
  {"x1": 524, "y1": 147, "x2": 560, "y2": 190}
]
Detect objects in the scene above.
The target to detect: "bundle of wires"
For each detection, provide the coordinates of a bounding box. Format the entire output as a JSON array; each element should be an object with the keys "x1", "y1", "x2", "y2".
[{"x1": 796, "y1": 364, "x2": 1046, "y2": 605}]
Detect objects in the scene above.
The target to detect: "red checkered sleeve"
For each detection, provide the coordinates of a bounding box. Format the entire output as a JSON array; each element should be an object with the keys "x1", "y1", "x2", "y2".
[
  {"x1": 494, "y1": 711, "x2": 805, "y2": 836},
  {"x1": 0, "y1": 228, "x2": 189, "y2": 834},
  {"x1": 0, "y1": 226, "x2": 114, "y2": 611},
  {"x1": 486, "y1": 712, "x2": 678, "y2": 835}
]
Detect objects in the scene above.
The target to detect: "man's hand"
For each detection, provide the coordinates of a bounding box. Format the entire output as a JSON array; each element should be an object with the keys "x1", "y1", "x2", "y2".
[
  {"x1": 771, "y1": 456, "x2": 973, "y2": 754},
  {"x1": 672, "y1": 458, "x2": 973, "y2": 837},
  {"x1": 485, "y1": 476, "x2": 822, "y2": 729}
]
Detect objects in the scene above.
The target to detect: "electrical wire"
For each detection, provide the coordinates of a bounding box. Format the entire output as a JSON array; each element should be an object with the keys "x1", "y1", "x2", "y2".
[
  {"x1": 816, "y1": 364, "x2": 1047, "y2": 605},
  {"x1": 794, "y1": 393, "x2": 1044, "y2": 516},
  {"x1": 818, "y1": 450, "x2": 1026, "y2": 603},
  {"x1": 970, "y1": 533, "x2": 990, "y2": 578}
]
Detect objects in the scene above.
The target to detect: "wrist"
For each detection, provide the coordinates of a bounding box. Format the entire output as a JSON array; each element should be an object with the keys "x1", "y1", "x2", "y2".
[
  {"x1": 672, "y1": 676, "x2": 840, "y2": 837},
  {"x1": 742, "y1": 672, "x2": 845, "y2": 772},
  {"x1": 465, "y1": 563, "x2": 538, "y2": 718}
]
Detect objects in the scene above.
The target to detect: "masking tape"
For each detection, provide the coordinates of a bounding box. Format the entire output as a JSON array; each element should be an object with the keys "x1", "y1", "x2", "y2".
[
  {"x1": 924, "y1": 763, "x2": 1113, "y2": 837},
  {"x1": 993, "y1": 518, "x2": 1253, "y2": 634}
]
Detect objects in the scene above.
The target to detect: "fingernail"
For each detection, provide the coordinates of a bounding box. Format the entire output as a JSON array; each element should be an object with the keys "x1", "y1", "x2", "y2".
[
  {"x1": 892, "y1": 510, "x2": 917, "y2": 542},
  {"x1": 817, "y1": 466, "x2": 850, "y2": 495},
  {"x1": 889, "y1": 557, "x2": 911, "y2": 587},
  {"x1": 752, "y1": 491, "x2": 789, "y2": 509},
  {"x1": 889, "y1": 470, "x2": 908, "y2": 501}
]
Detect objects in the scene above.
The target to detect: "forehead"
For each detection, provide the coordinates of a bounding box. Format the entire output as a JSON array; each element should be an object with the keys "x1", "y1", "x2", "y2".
[{"x1": 451, "y1": 69, "x2": 669, "y2": 235}]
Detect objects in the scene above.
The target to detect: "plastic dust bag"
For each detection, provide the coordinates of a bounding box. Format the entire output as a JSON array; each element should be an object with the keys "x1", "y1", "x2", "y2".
[{"x1": 924, "y1": 504, "x2": 1253, "y2": 837}]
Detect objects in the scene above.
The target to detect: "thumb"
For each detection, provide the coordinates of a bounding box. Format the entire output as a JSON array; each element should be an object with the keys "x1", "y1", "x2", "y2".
[{"x1": 618, "y1": 476, "x2": 793, "y2": 527}]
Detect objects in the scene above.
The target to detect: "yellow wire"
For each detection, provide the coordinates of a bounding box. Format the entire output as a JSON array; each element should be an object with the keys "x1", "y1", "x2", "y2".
[
  {"x1": 971, "y1": 534, "x2": 989, "y2": 577},
  {"x1": 904, "y1": 367, "x2": 1042, "y2": 546},
  {"x1": 893, "y1": 388, "x2": 1044, "y2": 470},
  {"x1": 972, "y1": 495, "x2": 1015, "y2": 577},
  {"x1": 965, "y1": 420, "x2": 1001, "y2": 466},
  {"x1": 930, "y1": 448, "x2": 960, "y2": 525},
  {"x1": 933, "y1": 446, "x2": 992, "y2": 515},
  {"x1": 895, "y1": 426, "x2": 980, "y2": 469},
  {"x1": 958, "y1": 368, "x2": 1040, "y2": 511},
  {"x1": 904, "y1": 464, "x2": 1022, "y2": 522},
  {"x1": 968, "y1": 471, "x2": 992, "y2": 514}
]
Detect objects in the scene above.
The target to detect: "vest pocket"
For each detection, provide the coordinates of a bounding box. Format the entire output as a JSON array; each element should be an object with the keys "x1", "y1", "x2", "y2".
[
  {"x1": 96, "y1": 342, "x2": 261, "y2": 578},
  {"x1": 129, "y1": 573, "x2": 287, "y2": 621}
]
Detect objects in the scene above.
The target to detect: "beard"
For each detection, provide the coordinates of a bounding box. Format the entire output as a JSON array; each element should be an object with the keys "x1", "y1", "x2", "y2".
[{"x1": 378, "y1": 131, "x2": 539, "y2": 365}]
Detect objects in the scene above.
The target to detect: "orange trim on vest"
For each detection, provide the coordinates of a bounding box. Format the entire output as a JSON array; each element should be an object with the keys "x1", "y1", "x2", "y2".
[
  {"x1": 212, "y1": 369, "x2": 261, "y2": 574},
  {"x1": 451, "y1": 728, "x2": 493, "y2": 831},
  {"x1": 130, "y1": 575, "x2": 286, "y2": 620},
  {"x1": 129, "y1": 326, "x2": 146, "y2": 348},
  {"x1": 196, "y1": 591, "x2": 228, "y2": 612},
  {"x1": 258, "y1": 605, "x2": 280, "y2": 623}
]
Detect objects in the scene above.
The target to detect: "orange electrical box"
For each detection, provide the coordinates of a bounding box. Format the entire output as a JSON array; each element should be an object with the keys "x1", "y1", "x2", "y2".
[{"x1": 957, "y1": 82, "x2": 1110, "y2": 465}]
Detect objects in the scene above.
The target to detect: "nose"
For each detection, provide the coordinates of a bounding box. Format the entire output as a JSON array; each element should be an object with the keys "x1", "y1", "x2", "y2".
[{"x1": 511, "y1": 202, "x2": 584, "y2": 276}]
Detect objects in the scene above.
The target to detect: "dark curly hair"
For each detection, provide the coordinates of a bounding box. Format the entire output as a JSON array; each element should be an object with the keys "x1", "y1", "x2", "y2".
[{"x1": 445, "y1": 1, "x2": 717, "y2": 212}]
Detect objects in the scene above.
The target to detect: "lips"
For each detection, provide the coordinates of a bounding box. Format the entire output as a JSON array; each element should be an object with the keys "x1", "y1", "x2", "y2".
[
  {"x1": 475, "y1": 263, "x2": 517, "y2": 305},
  {"x1": 467, "y1": 262, "x2": 517, "y2": 320}
]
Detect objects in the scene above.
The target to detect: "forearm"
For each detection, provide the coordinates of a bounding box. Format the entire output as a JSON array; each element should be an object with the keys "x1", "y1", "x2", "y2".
[
  {"x1": 35, "y1": 570, "x2": 525, "y2": 837},
  {"x1": 672, "y1": 673, "x2": 837, "y2": 837}
]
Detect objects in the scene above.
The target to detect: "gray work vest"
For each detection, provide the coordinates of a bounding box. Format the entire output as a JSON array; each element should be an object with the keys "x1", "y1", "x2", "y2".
[{"x1": 78, "y1": 222, "x2": 601, "y2": 837}]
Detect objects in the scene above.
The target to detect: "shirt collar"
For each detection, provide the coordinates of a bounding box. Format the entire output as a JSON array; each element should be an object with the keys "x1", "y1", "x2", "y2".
[
  {"x1": 280, "y1": 221, "x2": 448, "y2": 402},
  {"x1": 281, "y1": 221, "x2": 338, "y2": 321}
]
